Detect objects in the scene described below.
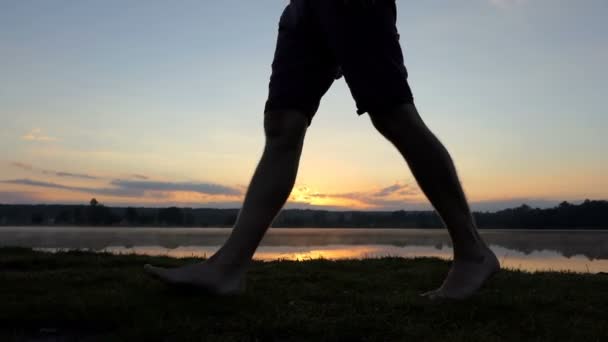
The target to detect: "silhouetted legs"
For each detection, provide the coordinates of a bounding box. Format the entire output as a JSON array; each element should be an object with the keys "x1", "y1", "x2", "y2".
[
  {"x1": 145, "y1": 103, "x2": 499, "y2": 299},
  {"x1": 144, "y1": 110, "x2": 310, "y2": 293},
  {"x1": 368, "y1": 103, "x2": 499, "y2": 299}
]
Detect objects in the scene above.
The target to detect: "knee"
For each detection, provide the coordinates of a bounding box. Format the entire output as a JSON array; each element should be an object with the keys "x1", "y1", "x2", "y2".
[
  {"x1": 263, "y1": 109, "x2": 309, "y2": 151},
  {"x1": 369, "y1": 103, "x2": 426, "y2": 140}
]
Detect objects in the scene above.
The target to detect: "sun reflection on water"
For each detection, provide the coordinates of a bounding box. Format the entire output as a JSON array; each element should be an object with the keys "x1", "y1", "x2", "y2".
[{"x1": 76, "y1": 244, "x2": 608, "y2": 274}]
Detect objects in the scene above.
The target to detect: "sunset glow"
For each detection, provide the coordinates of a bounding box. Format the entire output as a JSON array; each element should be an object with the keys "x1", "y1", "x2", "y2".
[{"x1": 1, "y1": 1, "x2": 606, "y2": 211}]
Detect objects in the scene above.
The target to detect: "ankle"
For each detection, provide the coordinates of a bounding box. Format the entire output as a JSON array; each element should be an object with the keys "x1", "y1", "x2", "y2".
[
  {"x1": 453, "y1": 245, "x2": 486, "y2": 262},
  {"x1": 454, "y1": 244, "x2": 496, "y2": 262},
  {"x1": 211, "y1": 258, "x2": 250, "y2": 276}
]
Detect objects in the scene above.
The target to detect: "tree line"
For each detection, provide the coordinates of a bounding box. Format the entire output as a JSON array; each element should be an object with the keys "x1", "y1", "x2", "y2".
[{"x1": 0, "y1": 199, "x2": 606, "y2": 229}]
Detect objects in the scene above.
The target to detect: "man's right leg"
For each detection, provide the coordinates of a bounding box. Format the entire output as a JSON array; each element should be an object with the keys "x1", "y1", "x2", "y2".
[
  {"x1": 369, "y1": 104, "x2": 500, "y2": 300},
  {"x1": 314, "y1": 1, "x2": 499, "y2": 299},
  {"x1": 144, "y1": 109, "x2": 310, "y2": 294}
]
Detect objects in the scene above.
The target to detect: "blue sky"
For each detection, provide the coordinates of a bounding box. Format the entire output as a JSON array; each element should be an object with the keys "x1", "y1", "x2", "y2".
[{"x1": 1, "y1": 0, "x2": 606, "y2": 211}]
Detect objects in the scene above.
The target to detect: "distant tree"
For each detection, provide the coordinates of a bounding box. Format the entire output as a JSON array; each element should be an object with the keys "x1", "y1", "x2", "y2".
[
  {"x1": 158, "y1": 207, "x2": 184, "y2": 226},
  {"x1": 2, "y1": 199, "x2": 608, "y2": 228},
  {"x1": 85, "y1": 199, "x2": 118, "y2": 225},
  {"x1": 139, "y1": 215, "x2": 154, "y2": 225},
  {"x1": 125, "y1": 207, "x2": 139, "y2": 224},
  {"x1": 184, "y1": 212, "x2": 195, "y2": 226},
  {"x1": 313, "y1": 211, "x2": 327, "y2": 227},
  {"x1": 222, "y1": 212, "x2": 237, "y2": 226},
  {"x1": 31, "y1": 213, "x2": 44, "y2": 225},
  {"x1": 55, "y1": 210, "x2": 71, "y2": 224},
  {"x1": 72, "y1": 207, "x2": 84, "y2": 225}
]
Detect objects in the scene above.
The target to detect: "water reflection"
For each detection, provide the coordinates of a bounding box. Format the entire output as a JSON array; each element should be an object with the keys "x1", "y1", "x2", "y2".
[
  {"x1": 78, "y1": 244, "x2": 605, "y2": 274},
  {"x1": 1, "y1": 227, "x2": 607, "y2": 273}
]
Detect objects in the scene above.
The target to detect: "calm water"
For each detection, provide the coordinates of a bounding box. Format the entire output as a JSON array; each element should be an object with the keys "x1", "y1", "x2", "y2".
[{"x1": 1, "y1": 227, "x2": 607, "y2": 273}]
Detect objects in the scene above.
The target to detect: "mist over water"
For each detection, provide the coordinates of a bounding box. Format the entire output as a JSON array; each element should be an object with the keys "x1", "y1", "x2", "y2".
[{"x1": 1, "y1": 227, "x2": 607, "y2": 273}]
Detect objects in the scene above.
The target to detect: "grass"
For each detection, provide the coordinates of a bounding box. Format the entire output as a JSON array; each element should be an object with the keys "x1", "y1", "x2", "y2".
[{"x1": 0, "y1": 247, "x2": 606, "y2": 341}]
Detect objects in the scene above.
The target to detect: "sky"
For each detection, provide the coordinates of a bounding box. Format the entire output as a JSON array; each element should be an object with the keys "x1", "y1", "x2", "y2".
[{"x1": 1, "y1": 0, "x2": 606, "y2": 212}]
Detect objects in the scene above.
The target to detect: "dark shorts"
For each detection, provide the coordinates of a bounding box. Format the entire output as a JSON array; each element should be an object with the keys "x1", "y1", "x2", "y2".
[{"x1": 264, "y1": 0, "x2": 414, "y2": 126}]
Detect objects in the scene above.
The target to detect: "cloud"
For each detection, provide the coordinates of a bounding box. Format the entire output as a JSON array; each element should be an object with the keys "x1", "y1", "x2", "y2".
[
  {"x1": 337, "y1": 182, "x2": 420, "y2": 200},
  {"x1": 372, "y1": 183, "x2": 418, "y2": 197},
  {"x1": 11, "y1": 162, "x2": 98, "y2": 180},
  {"x1": 11, "y1": 162, "x2": 33, "y2": 170},
  {"x1": 46, "y1": 171, "x2": 98, "y2": 180},
  {"x1": 0, "y1": 178, "x2": 585, "y2": 211},
  {"x1": 130, "y1": 174, "x2": 149, "y2": 180},
  {"x1": 21, "y1": 128, "x2": 57, "y2": 142},
  {"x1": 1, "y1": 179, "x2": 144, "y2": 197},
  {"x1": 110, "y1": 180, "x2": 242, "y2": 196},
  {"x1": 1, "y1": 178, "x2": 243, "y2": 199}
]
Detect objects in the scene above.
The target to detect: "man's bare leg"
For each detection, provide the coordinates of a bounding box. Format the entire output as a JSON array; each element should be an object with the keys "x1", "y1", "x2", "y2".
[
  {"x1": 144, "y1": 110, "x2": 310, "y2": 294},
  {"x1": 369, "y1": 103, "x2": 499, "y2": 299}
]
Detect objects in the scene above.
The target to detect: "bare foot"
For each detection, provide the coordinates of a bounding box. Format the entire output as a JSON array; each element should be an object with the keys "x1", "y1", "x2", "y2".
[
  {"x1": 421, "y1": 247, "x2": 500, "y2": 300},
  {"x1": 143, "y1": 262, "x2": 246, "y2": 295}
]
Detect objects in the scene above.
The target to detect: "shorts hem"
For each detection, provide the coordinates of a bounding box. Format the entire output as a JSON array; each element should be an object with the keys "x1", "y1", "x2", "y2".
[
  {"x1": 356, "y1": 96, "x2": 415, "y2": 116},
  {"x1": 264, "y1": 101, "x2": 317, "y2": 127}
]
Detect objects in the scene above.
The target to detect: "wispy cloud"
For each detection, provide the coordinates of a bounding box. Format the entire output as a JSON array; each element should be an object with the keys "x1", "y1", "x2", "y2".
[
  {"x1": 1, "y1": 179, "x2": 144, "y2": 197},
  {"x1": 21, "y1": 128, "x2": 58, "y2": 142},
  {"x1": 1, "y1": 178, "x2": 243, "y2": 199},
  {"x1": 372, "y1": 183, "x2": 418, "y2": 197},
  {"x1": 51, "y1": 171, "x2": 97, "y2": 180},
  {"x1": 110, "y1": 180, "x2": 242, "y2": 196},
  {"x1": 10, "y1": 162, "x2": 98, "y2": 180},
  {"x1": 11, "y1": 162, "x2": 34, "y2": 170},
  {"x1": 130, "y1": 174, "x2": 149, "y2": 180}
]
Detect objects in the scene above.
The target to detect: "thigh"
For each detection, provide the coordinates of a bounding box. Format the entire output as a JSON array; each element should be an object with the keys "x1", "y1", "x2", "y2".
[
  {"x1": 314, "y1": 0, "x2": 414, "y2": 116},
  {"x1": 264, "y1": 1, "x2": 340, "y2": 127}
]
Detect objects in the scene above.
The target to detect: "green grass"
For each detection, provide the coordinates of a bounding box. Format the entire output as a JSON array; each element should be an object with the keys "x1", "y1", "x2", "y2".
[{"x1": 0, "y1": 247, "x2": 606, "y2": 341}]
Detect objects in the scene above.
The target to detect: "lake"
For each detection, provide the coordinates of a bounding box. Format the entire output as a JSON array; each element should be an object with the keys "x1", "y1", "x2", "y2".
[{"x1": 1, "y1": 227, "x2": 607, "y2": 273}]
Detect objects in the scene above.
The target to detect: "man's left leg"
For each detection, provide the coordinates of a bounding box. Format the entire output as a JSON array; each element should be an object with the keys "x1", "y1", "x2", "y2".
[
  {"x1": 368, "y1": 103, "x2": 500, "y2": 299},
  {"x1": 314, "y1": 0, "x2": 499, "y2": 299}
]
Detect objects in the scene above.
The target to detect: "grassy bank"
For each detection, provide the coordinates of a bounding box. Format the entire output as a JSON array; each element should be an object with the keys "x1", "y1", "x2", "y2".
[{"x1": 0, "y1": 247, "x2": 606, "y2": 341}]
